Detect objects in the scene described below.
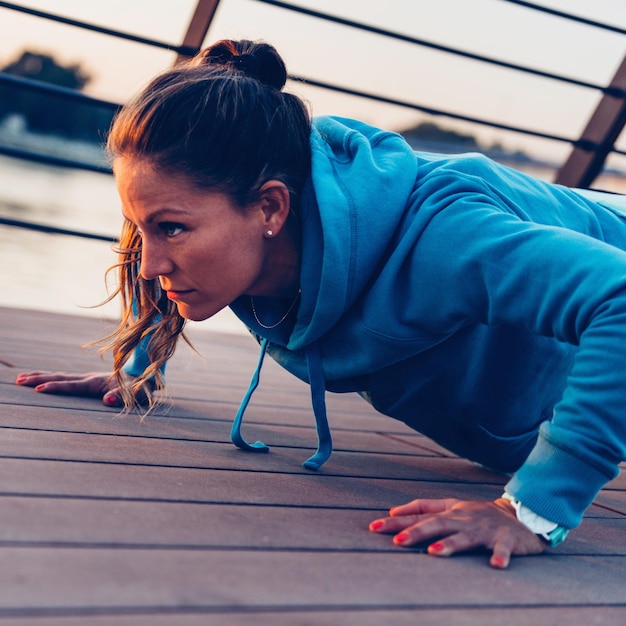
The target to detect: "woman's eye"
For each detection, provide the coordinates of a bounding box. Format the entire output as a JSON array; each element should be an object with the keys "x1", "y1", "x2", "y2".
[{"x1": 159, "y1": 223, "x2": 184, "y2": 237}]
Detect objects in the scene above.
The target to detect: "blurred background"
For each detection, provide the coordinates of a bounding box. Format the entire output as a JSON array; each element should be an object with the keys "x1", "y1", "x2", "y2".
[{"x1": 1, "y1": 0, "x2": 625, "y2": 333}]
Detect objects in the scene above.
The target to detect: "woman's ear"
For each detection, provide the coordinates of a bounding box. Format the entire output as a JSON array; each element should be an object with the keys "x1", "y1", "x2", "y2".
[{"x1": 257, "y1": 180, "x2": 291, "y2": 237}]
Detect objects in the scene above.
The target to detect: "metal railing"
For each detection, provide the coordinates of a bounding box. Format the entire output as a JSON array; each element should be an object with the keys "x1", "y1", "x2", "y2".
[{"x1": 1, "y1": 0, "x2": 625, "y2": 240}]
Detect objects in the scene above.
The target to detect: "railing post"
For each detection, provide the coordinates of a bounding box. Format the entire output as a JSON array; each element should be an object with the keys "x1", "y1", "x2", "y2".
[
  {"x1": 174, "y1": 0, "x2": 222, "y2": 65},
  {"x1": 555, "y1": 54, "x2": 626, "y2": 188}
]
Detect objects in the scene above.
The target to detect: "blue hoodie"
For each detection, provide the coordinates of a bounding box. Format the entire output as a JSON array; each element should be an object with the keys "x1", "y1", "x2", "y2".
[{"x1": 130, "y1": 116, "x2": 626, "y2": 530}]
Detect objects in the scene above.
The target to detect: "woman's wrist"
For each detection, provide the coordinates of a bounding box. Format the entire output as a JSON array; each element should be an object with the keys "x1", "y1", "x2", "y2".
[{"x1": 501, "y1": 492, "x2": 569, "y2": 547}]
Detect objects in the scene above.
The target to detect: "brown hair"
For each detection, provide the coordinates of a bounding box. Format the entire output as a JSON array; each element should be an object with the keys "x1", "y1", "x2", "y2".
[{"x1": 103, "y1": 39, "x2": 311, "y2": 408}]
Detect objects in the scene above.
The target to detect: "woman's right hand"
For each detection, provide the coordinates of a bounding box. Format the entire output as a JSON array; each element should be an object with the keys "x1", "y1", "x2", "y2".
[{"x1": 15, "y1": 371, "x2": 123, "y2": 407}]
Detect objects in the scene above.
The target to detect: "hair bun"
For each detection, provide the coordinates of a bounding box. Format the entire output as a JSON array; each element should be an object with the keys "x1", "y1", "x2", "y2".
[{"x1": 193, "y1": 39, "x2": 287, "y2": 91}]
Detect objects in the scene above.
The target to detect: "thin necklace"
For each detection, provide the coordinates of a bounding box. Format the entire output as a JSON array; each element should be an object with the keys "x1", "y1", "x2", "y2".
[{"x1": 250, "y1": 290, "x2": 301, "y2": 329}]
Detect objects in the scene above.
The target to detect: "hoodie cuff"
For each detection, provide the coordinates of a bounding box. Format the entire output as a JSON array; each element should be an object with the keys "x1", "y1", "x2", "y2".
[
  {"x1": 122, "y1": 333, "x2": 166, "y2": 379},
  {"x1": 505, "y1": 432, "x2": 618, "y2": 529}
]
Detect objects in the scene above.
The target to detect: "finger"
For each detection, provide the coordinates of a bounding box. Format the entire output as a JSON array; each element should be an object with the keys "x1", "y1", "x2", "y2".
[
  {"x1": 392, "y1": 516, "x2": 458, "y2": 547},
  {"x1": 103, "y1": 388, "x2": 123, "y2": 407},
  {"x1": 490, "y1": 550, "x2": 511, "y2": 569},
  {"x1": 16, "y1": 372, "x2": 79, "y2": 387},
  {"x1": 489, "y1": 532, "x2": 516, "y2": 569},
  {"x1": 34, "y1": 378, "x2": 108, "y2": 398},
  {"x1": 32, "y1": 380, "x2": 88, "y2": 395},
  {"x1": 369, "y1": 514, "x2": 421, "y2": 534},
  {"x1": 17, "y1": 372, "x2": 54, "y2": 386},
  {"x1": 425, "y1": 531, "x2": 484, "y2": 558},
  {"x1": 390, "y1": 497, "x2": 459, "y2": 517}
]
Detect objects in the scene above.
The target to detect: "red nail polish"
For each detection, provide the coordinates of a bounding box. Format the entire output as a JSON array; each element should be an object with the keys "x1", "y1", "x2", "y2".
[
  {"x1": 492, "y1": 556, "x2": 506, "y2": 568},
  {"x1": 395, "y1": 531, "x2": 410, "y2": 544},
  {"x1": 369, "y1": 520, "x2": 384, "y2": 531},
  {"x1": 103, "y1": 393, "x2": 120, "y2": 406},
  {"x1": 430, "y1": 541, "x2": 445, "y2": 552}
]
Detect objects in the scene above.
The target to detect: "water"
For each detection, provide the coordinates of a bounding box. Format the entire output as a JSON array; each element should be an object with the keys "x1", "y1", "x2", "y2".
[
  {"x1": 0, "y1": 153, "x2": 244, "y2": 334},
  {"x1": 3, "y1": 150, "x2": 626, "y2": 336}
]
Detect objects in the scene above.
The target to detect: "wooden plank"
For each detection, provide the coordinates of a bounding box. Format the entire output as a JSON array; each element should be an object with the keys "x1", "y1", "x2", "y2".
[
  {"x1": 0, "y1": 404, "x2": 448, "y2": 457},
  {"x1": 0, "y1": 427, "x2": 510, "y2": 485},
  {"x1": 0, "y1": 497, "x2": 391, "y2": 552},
  {"x1": 0, "y1": 458, "x2": 499, "y2": 508},
  {"x1": 0, "y1": 497, "x2": 622, "y2": 555},
  {"x1": 0, "y1": 549, "x2": 624, "y2": 610},
  {"x1": 4, "y1": 607, "x2": 625, "y2": 626},
  {"x1": 0, "y1": 379, "x2": 427, "y2": 437}
]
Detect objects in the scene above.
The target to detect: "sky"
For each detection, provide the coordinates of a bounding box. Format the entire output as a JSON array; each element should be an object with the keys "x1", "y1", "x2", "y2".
[{"x1": 1, "y1": 0, "x2": 626, "y2": 166}]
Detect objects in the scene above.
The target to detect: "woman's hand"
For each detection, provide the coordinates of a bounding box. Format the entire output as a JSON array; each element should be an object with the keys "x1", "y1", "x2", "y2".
[
  {"x1": 15, "y1": 371, "x2": 123, "y2": 407},
  {"x1": 369, "y1": 497, "x2": 546, "y2": 569}
]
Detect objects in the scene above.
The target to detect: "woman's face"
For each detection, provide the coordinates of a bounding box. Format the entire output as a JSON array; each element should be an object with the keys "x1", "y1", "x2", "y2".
[{"x1": 114, "y1": 157, "x2": 272, "y2": 321}]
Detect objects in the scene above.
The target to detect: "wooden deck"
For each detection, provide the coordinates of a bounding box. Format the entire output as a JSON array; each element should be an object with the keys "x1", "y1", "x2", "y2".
[{"x1": 0, "y1": 305, "x2": 625, "y2": 625}]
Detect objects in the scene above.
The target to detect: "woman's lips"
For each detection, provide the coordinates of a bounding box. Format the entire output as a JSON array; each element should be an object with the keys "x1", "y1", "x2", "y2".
[{"x1": 165, "y1": 289, "x2": 193, "y2": 301}]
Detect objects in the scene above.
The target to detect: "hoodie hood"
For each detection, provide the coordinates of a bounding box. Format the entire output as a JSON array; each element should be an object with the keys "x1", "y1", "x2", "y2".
[
  {"x1": 288, "y1": 116, "x2": 418, "y2": 349},
  {"x1": 228, "y1": 116, "x2": 418, "y2": 470}
]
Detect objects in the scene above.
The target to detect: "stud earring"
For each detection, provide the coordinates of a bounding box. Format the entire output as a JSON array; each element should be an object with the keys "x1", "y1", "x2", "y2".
[{"x1": 266, "y1": 229, "x2": 273, "y2": 237}]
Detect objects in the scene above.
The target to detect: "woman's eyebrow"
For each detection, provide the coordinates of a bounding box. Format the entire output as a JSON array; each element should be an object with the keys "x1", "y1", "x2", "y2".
[
  {"x1": 120, "y1": 206, "x2": 189, "y2": 226},
  {"x1": 143, "y1": 207, "x2": 190, "y2": 224}
]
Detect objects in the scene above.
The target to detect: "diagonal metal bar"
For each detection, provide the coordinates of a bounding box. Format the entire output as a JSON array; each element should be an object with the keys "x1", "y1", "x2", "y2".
[
  {"x1": 174, "y1": 0, "x2": 222, "y2": 65},
  {"x1": 556, "y1": 54, "x2": 626, "y2": 188}
]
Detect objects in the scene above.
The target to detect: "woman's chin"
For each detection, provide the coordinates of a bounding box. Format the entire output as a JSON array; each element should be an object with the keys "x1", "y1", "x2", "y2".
[
  {"x1": 178, "y1": 310, "x2": 208, "y2": 322},
  {"x1": 175, "y1": 302, "x2": 221, "y2": 322}
]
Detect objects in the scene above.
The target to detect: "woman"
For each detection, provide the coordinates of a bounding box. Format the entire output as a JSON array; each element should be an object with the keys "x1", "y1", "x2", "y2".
[{"x1": 16, "y1": 39, "x2": 626, "y2": 569}]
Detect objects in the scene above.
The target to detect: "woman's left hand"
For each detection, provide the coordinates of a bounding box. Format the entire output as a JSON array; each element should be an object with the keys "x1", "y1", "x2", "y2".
[{"x1": 369, "y1": 497, "x2": 546, "y2": 569}]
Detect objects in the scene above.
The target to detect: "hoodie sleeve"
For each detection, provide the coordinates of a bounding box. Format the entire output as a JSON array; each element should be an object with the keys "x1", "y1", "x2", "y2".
[
  {"x1": 121, "y1": 300, "x2": 166, "y2": 379},
  {"x1": 121, "y1": 333, "x2": 156, "y2": 377},
  {"x1": 408, "y1": 192, "x2": 626, "y2": 528}
]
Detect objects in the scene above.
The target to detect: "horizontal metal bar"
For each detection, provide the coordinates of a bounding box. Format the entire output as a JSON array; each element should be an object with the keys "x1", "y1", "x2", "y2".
[
  {"x1": 1, "y1": 71, "x2": 608, "y2": 174},
  {"x1": 0, "y1": 72, "x2": 120, "y2": 111},
  {"x1": 0, "y1": 1, "x2": 197, "y2": 56},
  {"x1": 255, "y1": 0, "x2": 626, "y2": 97},
  {"x1": 0, "y1": 144, "x2": 112, "y2": 174},
  {"x1": 500, "y1": 0, "x2": 626, "y2": 36},
  {"x1": 0, "y1": 215, "x2": 117, "y2": 242},
  {"x1": 290, "y1": 75, "x2": 595, "y2": 149}
]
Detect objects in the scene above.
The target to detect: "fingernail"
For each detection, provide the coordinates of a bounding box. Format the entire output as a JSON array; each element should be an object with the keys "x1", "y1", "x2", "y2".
[
  {"x1": 394, "y1": 532, "x2": 410, "y2": 544},
  {"x1": 15, "y1": 375, "x2": 25, "y2": 384},
  {"x1": 369, "y1": 520, "x2": 384, "y2": 531},
  {"x1": 492, "y1": 556, "x2": 506, "y2": 568},
  {"x1": 103, "y1": 393, "x2": 119, "y2": 406},
  {"x1": 429, "y1": 541, "x2": 445, "y2": 552},
  {"x1": 34, "y1": 384, "x2": 47, "y2": 392}
]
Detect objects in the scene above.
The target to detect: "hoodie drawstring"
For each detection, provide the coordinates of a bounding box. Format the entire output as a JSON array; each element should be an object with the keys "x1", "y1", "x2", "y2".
[
  {"x1": 230, "y1": 337, "x2": 270, "y2": 453},
  {"x1": 230, "y1": 338, "x2": 333, "y2": 471},
  {"x1": 302, "y1": 343, "x2": 333, "y2": 471}
]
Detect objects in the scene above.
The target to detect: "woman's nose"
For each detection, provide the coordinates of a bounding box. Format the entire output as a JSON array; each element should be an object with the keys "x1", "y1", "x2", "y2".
[{"x1": 139, "y1": 240, "x2": 173, "y2": 280}]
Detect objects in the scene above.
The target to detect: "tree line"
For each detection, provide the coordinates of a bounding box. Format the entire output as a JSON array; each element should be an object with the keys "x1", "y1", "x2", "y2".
[
  {"x1": 0, "y1": 49, "x2": 528, "y2": 161},
  {"x1": 0, "y1": 50, "x2": 115, "y2": 143}
]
